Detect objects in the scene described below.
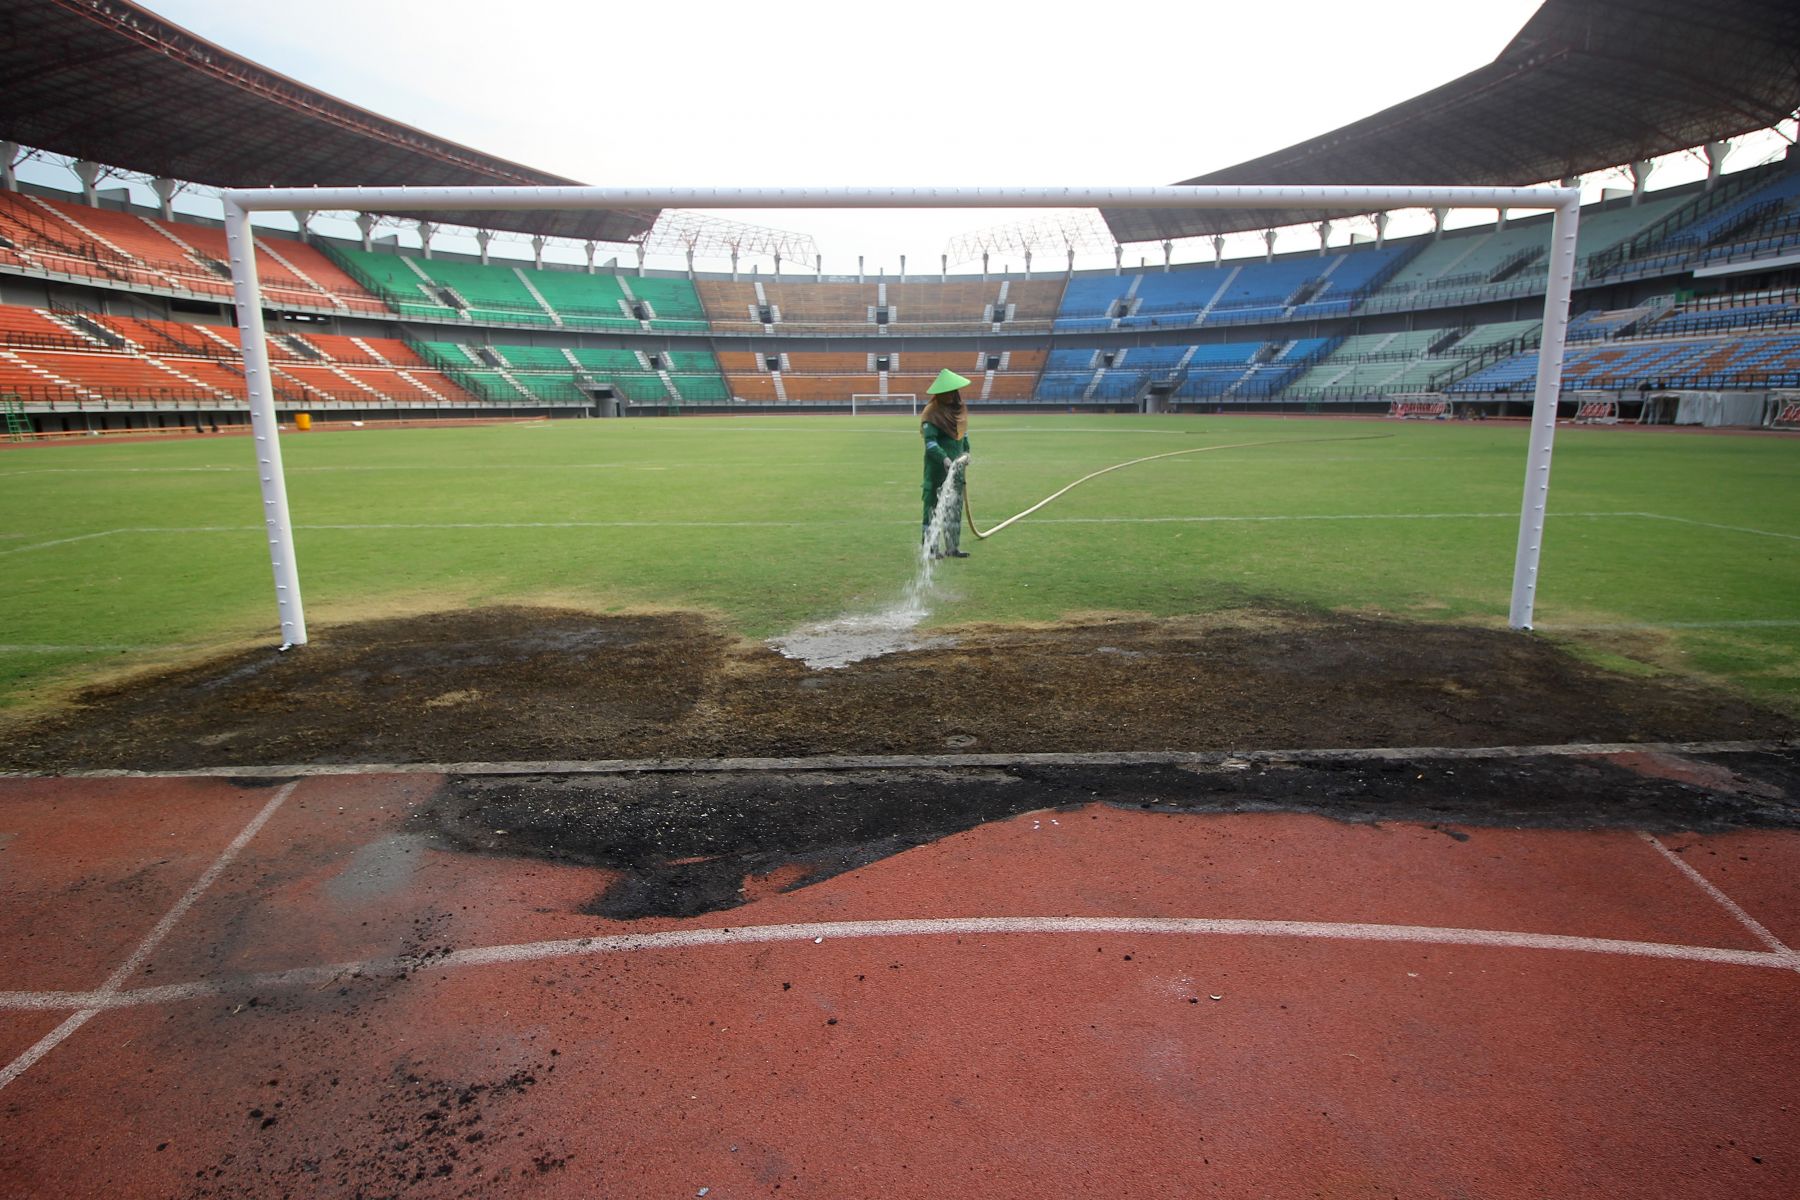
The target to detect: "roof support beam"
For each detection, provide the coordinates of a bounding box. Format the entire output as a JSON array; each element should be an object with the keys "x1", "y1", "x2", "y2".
[
  {"x1": 72, "y1": 159, "x2": 99, "y2": 205},
  {"x1": 1704, "y1": 141, "x2": 1732, "y2": 189}
]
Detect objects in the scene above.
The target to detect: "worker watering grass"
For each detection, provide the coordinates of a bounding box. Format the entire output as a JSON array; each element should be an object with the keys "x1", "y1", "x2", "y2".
[{"x1": 920, "y1": 369, "x2": 972, "y2": 559}]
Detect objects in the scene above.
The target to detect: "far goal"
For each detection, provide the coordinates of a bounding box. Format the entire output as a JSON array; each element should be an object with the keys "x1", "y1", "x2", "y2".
[
  {"x1": 1574, "y1": 397, "x2": 1621, "y2": 424},
  {"x1": 1771, "y1": 395, "x2": 1800, "y2": 429},
  {"x1": 1388, "y1": 393, "x2": 1450, "y2": 420},
  {"x1": 850, "y1": 393, "x2": 917, "y2": 416}
]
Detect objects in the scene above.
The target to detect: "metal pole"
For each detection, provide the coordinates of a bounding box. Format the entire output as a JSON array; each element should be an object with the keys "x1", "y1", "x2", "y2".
[
  {"x1": 1508, "y1": 194, "x2": 1580, "y2": 631},
  {"x1": 224, "y1": 200, "x2": 307, "y2": 647},
  {"x1": 222, "y1": 183, "x2": 1574, "y2": 216}
]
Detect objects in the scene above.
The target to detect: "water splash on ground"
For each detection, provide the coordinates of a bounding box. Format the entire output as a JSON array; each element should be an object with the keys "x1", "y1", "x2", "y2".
[{"x1": 769, "y1": 464, "x2": 963, "y2": 669}]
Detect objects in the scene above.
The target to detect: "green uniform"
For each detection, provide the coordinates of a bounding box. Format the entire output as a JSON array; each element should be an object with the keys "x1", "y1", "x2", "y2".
[{"x1": 921, "y1": 421, "x2": 970, "y2": 553}]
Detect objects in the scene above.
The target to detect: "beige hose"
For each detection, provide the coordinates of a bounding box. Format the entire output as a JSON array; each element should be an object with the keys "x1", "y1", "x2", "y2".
[{"x1": 963, "y1": 431, "x2": 1395, "y2": 540}]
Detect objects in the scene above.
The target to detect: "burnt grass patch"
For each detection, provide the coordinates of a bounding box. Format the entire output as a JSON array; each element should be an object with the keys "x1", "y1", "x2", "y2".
[
  {"x1": 4, "y1": 604, "x2": 1792, "y2": 771},
  {"x1": 419, "y1": 754, "x2": 1800, "y2": 920}
]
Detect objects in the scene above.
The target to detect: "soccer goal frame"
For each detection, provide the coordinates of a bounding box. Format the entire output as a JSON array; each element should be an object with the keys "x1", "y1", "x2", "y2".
[
  {"x1": 851, "y1": 393, "x2": 917, "y2": 416},
  {"x1": 220, "y1": 184, "x2": 1581, "y2": 646}
]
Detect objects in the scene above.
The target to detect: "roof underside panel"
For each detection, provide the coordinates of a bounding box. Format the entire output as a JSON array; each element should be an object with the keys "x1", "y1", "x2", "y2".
[
  {"x1": 0, "y1": 0, "x2": 656, "y2": 242},
  {"x1": 1102, "y1": 0, "x2": 1800, "y2": 243}
]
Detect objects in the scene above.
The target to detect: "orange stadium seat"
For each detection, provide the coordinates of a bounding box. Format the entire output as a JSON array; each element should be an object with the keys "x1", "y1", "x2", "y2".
[
  {"x1": 355, "y1": 337, "x2": 432, "y2": 369},
  {"x1": 716, "y1": 350, "x2": 765, "y2": 373},
  {"x1": 723, "y1": 372, "x2": 780, "y2": 401},
  {"x1": 0, "y1": 193, "x2": 387, "y2": 314}
]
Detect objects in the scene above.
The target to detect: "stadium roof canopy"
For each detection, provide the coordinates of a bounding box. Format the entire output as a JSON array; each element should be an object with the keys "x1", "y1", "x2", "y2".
[
  {"x1": 1101, "y1": 0, "x2": 1800, "y2": 243},
  {"x1": 0, "y1": 0, "x2": 657, "y2": 243}
]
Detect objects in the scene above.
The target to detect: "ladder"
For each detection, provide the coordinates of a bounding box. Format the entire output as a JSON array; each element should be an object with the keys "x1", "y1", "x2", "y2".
[{"x1": 2, "y1": 394, "x2": 30, "y2": 441}]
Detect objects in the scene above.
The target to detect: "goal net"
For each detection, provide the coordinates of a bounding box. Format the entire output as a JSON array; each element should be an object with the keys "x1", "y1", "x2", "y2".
[
  {"x1": 1573, "y1": 396, "x2": 1621, "y2": 424},
  {"x1": 1770, "y1": 393, "x2": 1800, "y2": 429},
  {"x1": 1387, "y1": 393, "x2": 1450, "y2": 420}
]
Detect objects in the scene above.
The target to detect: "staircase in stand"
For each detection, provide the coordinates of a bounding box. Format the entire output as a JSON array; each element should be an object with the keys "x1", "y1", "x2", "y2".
[
  {"x1": 2, "y1": 394, "x2": 30, "y2": 439},
  {"x1": 513, "y1": 267, "x2": 564, "y2": 327}
]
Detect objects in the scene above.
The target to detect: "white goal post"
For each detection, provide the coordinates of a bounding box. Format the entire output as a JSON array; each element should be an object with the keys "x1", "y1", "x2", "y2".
[
  {"x1": 220, "y1": 184, "x2": 1581, "y2": 646},
  {"x1": 851, "y1": 393, "x2": 917, "y2": 415}
]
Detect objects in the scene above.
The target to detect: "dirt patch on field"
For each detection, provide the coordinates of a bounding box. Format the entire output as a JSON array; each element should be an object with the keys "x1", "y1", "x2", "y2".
[{"x1": 3, "y1": 605, "x2": 1790, "y2": 771}]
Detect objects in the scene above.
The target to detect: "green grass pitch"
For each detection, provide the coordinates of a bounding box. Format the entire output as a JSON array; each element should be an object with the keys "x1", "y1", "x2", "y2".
[{"x1": 2, "y1": 414, "x2": 1797, "y2": 716}]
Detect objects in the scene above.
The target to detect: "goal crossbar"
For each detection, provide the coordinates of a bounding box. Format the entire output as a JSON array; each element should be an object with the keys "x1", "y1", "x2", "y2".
[{"x1": 220, "y1": 184, "x2": 1581, "y2": 645}]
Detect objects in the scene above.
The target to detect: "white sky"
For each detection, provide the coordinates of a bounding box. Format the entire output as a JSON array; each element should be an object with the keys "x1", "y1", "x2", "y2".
[{"x1": 19, "y1": 0, "x2": 1798, "y2": 274}]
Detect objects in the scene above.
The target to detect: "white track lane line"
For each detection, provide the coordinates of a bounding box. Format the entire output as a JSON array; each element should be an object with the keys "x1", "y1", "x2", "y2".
[
  {"x1": 1639, "y1": 833, "x2": 1800, "y2": 971},
  {"x1": 0, "y1": 781, "x2": 299, "y2": 1093},
  {"x1": 0, "y1": 914, "x2": 1791, "y2": 1017}
]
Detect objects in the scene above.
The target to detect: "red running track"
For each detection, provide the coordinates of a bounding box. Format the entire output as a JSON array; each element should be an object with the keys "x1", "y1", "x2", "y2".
[{"x1": 0, "y1": 772, "x2": 1796, "y2": 1198}]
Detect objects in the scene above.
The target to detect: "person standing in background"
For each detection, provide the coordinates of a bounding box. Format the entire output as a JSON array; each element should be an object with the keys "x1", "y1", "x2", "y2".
[{"x1": 919, "y1": 369, "x2": 972, "y2": 558}]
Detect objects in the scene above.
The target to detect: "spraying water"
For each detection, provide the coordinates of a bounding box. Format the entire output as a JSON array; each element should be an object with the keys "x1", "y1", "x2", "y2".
[
  {"x1": 768, "y1": 462, "x2": 964, "y2": 670},
  {"x1": 771, "y1": 432, "x2": 1400, "y2": 669}
]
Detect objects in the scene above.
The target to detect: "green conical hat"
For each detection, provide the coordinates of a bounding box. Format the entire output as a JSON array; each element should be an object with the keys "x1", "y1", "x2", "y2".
[{"x1": 926, "y1": 368, "x2": 972, "y2": 395}]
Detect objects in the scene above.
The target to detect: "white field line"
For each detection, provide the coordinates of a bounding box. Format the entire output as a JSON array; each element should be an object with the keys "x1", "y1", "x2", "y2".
[
  {"x1": 0, "y1": 463, "x2": 701, "y2": 476},
  {"x1": 1639, "y1": 834, "x2": 1800, "y2": 971},
  {"x1": 1039, "y1": 510, "x2": 1521, "y2": 525},
  {"x1": 0, "y1": 781, "x2": 298, "y2": 1094},
  {"x1": 0, "y1": 529, "x2": 130, "y2": 556},
  {"x1": 0, "y1": 521, "x2": 827, "y2": 554},
  {"x1": 1539, "y1": 619, "x2": 1800, "y2": 632},
  {"x1": 1158, "y1": 454, "x2": 1469, "y2": 464},
  {"x1": 979, "y1": 427, "x2": 1400, "y2": 436},
  {"x1": 0, "y1": 510, "x2": 1657, "y2": 556},
  {"x1": 0, "y1": 456, "x2": 1476, "y2": 477},
  {"x1": 0, "y1": 466, "x2": 243, "y2": 476},
  {"x1": 9, "y1": 738, "x2": 1788, "y2": 781},
  {"x1": 6, "y1": 511, "x2": 1793, "y2": 562},
  {"x1": 1633, "y1": 512, "x2": 1800, "y2": 544},
  {"x1": 0, "y1": 915, "x2": 1789, "y2": 1018}
]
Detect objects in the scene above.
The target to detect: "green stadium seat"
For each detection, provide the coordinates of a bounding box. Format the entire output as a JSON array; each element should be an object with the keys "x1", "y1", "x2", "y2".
[
  {"x1": 511, "y1": 374, "x2": 586, "y2": 403},
  {"x1": 493, "y1": 344, "x2": 575, "y2": 371},
  {"x1": 664, "y1": 350, "x2": 720, "y2": 373},
  {"x1": 407, "y1": 258, "x2": 556, "y2": 327},
  {"x1": 669, "y1": 373, "x2": 729, "y2": 402},
  {"x1": 628, "y1": 276, "x2": 708, "y2": 328},
  {"x1": 569, "y1": 347, "x2": 648, "y2": 372},
  {"x1": 522, "y1": 269, "x2": 636, "y2": 329}
]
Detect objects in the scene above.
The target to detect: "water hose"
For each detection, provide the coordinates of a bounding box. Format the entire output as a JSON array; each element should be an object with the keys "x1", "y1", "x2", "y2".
[{"x1": 962, "y1": 431, "x2": 1396, "y2": 540}]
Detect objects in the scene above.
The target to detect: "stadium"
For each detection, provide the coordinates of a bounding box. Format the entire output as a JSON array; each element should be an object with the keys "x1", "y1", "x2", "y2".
[{"x1": 1, "y1": 0, "x2": 1798, "y2": 1195}]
